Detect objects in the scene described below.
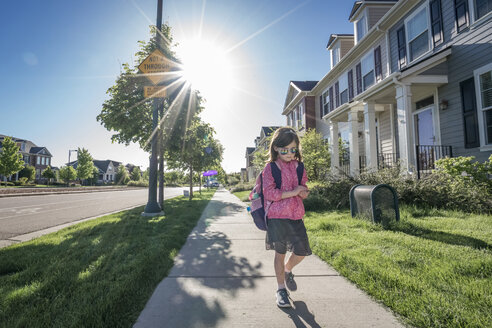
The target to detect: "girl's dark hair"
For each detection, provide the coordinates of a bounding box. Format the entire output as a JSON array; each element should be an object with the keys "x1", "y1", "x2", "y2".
[{"x1": 269, "y1": 127, "x2": 302, "y2": 162}]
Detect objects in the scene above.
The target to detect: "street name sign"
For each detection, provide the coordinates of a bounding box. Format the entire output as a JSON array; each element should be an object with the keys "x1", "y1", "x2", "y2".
[
  {"x1": 144, "y1": 86, "x2": 167, "y2": 98},
  {"x1": 138, "y1": 49, "x2": 175, "y2": 85}
]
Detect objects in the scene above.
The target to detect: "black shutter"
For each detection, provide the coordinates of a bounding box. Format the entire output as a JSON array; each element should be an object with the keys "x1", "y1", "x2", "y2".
[
  {"x1": 348, "y1": 69, "x2": 354, "y2": 101},
  {"x1": 356, "y1": 63, "x2": 362, "y2": 94},
  {"x1": 329, "y1": 87, "x2": 334, "y2": 112},
  {"x1": 374, "y1": 46, "x2": 382, "y2": 82},
  {"x1": 319, "y1": 95, "x2": 323, "y2": 118},
  {"x1": 430, "y1": 0, "x2": 443, "y2": 46},
  {"x1": 335, "y1": 82, "x2": 340, "y2": 108},
  {"x1": 460, "y1": 78, "x2": 480, "y2": 148},
  {"x1": 454, "y1": 0, "x2": 469, "y2": 33},
  {"x1": 397, "y1": 26, "x2": 406, "y2": 69}
]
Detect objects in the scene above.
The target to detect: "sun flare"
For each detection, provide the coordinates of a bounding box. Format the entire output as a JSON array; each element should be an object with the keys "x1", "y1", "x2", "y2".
[{"x1": 177, "y1": 38, "x2": 234, "y2": 107}]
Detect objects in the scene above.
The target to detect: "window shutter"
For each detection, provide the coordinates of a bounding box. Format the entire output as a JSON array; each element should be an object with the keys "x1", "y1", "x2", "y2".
[
  {"x1": 430, "y1": 0, "x2": 443, "y2": 46},
  {"x1": 329, "y1": 87, "x2": 334, "y2": 111},
  {"x1": 460, "y1": 78, "x2": 480, "y2": 148},
  {"x1": 397, "y1": 27, "x2": 406, "y2": 69},
  {"x1": 454, "y1": 0, "x2": 469, "y2": 33},
  {"x1": 319, "y1": 95, "x2": 323, "y2": 119},
  {"x1": 374, "y1": 46, "x2": 382, "y2": 82},
  {"x1": 356, "y1": 63, "x2": 362, "y2": 94},
  {"x1": 335, "y1": 82, "x2": 340, "y2": 108},
  {"x1": 348, "y1": 69, "x2": 354, "y2": 101}
]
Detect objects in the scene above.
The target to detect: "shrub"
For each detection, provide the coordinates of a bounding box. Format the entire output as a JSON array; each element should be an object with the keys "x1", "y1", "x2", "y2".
[
  {"x1": 229, "y1": 182, "x2": 254, "y2": 193},
  {"x1": 127, "y1": 180, "x2": 149, "y2": 187},
  {"x1": 305, "y1": 163, "x2": 492, "y2": 214}
]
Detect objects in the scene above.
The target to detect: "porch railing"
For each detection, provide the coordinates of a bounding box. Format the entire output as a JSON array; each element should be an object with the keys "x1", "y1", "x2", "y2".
[
  {"x1": 359, "y1": 152, "x2": 399, "y2": 171},
  {"x1": 416, "y1": 145, "x2": 453, "y2": 179},
  {"x1": 340, "y1": 153, "x2": 350, "y2": 176}
]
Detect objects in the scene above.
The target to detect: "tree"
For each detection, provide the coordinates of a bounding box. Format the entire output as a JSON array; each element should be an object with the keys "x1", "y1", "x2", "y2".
[
  {"x1": 115, "y1": 165, "x2": 129, "y2": 185},
  {"x1": 41, "y1": 166, "x2": 56, "y2": 185},
  {"x1": 142, "y1": 168, "x2": 150, "y2": 182},
  {"x1": 76, "y1": 148, "x2": 95, "y2": 185},
  {"x1": 131, "y1": 166, "x2": 142, "y2": 181},
  {"x1": 300, "y1": 129, "x2": 331, "y2": 181},
  {"x1": 59, "y1": 166, "x2": 77, "y2": 186},
  {"x1": 18, "y1": 165, "x2": 36, "y2": 183},
  {"x1": 0, "y1": 136, "x2": 24, "y2": 186},
  {"x1": 90, "y1": 166, "x2": 100, "y2": 185},
  {"x1": 167, "y1": 117, "x2": 223, "y2": 199}
]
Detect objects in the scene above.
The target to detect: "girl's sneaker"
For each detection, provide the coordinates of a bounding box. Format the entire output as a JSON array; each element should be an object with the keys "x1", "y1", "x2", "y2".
[
  {"x1": 276, "y1": 288, "x2": 291, "y2": 308},
  {"x1": 285, "y1": 271, "x2": 297, "y2": 291}
]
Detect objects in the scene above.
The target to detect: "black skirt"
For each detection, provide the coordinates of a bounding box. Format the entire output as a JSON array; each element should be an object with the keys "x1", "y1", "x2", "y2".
[{"x1": 265, "y1": 219, "x2": 312, "y2": 256}]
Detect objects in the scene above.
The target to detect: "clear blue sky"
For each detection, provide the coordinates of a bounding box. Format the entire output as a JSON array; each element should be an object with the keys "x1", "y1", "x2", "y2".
[{"x1": 0, "y1": 0, "x2": 354, "y2": 173}]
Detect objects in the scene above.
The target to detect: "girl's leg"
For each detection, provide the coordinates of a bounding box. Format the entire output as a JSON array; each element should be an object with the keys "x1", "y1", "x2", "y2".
[
  {"x1": 274, "y1": 251, "x2": 286, "y2": 288},
  {"x1": 285, "y1": 254, "x2": 305, "y2": 272}
]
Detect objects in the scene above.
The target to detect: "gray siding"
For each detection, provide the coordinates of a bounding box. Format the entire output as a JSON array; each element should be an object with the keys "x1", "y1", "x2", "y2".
[
  {"x1": 438, "y1": 19, "x2": 492, "y2": 162},
  {"x1": 368, "y1": 6, "x2": 393, "y2": 30},
  {"x1": 378, "y1": 108, "x2": 393, "y2": 154},
  {"x1": 341, "y1": 39, "x2": 355, "y2": 59}
]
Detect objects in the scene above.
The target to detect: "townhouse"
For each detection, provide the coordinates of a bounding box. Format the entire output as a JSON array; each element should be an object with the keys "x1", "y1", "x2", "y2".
[
  {"x1": 283, "y1": 0, "x2": 492, "y2": 177},
  {"x1": 68, "y1": 159, "x2": 122, "y2": 184},
  {"x1": 0, "y1": 134, "x2": 53, "y2": 182},
  {"x1": 244, "y1": 126, "x2": 280, "y2": 181}
]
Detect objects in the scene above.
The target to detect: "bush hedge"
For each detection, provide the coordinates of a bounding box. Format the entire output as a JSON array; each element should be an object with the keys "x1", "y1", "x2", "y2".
[{"x1": 305, "y1": 159, "x2": 492, "y2": 214}]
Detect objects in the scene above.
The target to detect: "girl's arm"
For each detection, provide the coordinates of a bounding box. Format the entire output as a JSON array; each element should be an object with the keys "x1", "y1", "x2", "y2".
[{"x1": 263, "y1": 163, "x2": 307, "y2": 201}]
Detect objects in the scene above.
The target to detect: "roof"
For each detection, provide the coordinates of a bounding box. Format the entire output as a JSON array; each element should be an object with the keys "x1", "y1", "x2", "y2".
[
  {"x1": 68, "y1": 159, "x2": 122, "y2": 172},
  {"x1": 291, "y1": 81, "x2": 318, "y2": 92},
  {"x1": 261, "y1": 126, "x2": 280, "y2": 138},
  {"x1": 326, "y1": 34, "x2": 354, "y2": 49},
  {"x1": 246, "y1": 147, "x2": 255, "y2": 154},
  {"x1": 349, "y1": 0, "x2": 399, "y2": 21}
]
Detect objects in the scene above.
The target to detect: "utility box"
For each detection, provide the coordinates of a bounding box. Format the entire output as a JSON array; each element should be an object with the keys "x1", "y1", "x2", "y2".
[{"x1": 349, "y1": 184, "x2": 400, "y2": 224}]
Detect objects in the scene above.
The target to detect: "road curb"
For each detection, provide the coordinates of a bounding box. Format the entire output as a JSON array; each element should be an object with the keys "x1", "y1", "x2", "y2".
[{"x1": 0, "y1": 187, "x2": 146, "y2": 198}]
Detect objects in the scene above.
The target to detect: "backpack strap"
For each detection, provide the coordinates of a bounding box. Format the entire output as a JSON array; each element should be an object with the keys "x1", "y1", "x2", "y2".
[
  {"x1": 270, "y1": 162, "x2": 282, "y2": 189},
  {"x1": 296, "y1": 162, "x2": 304, "y2": 185}
]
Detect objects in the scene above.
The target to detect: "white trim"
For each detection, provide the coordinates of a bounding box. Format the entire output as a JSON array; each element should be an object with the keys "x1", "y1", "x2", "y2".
[
  {"x1": 468, "y1": 0, "x2": 492, "y2": 24},
  {"x1": 473, "y1": 62, "x2": 492, "y2": 147}
]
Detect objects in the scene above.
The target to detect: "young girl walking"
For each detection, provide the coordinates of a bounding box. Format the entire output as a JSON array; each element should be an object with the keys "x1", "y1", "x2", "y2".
[{"x1": 261, "y1": 127, "x2": 311, "y2": 308}]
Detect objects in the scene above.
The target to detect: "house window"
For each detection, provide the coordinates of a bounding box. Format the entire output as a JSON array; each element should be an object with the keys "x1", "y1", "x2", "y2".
[
  {"x1": 374, "y1": 46, "x2": 383, "y2": 82},
  {"x1": 47, "y1": 158, "x2": 50, "y2": 166},
  {"x1": 338, "y1": 73, "x2": 348, "y2": 105},
  {"x1": 361, "y1": 51, "x2": 375, "y2": 91},
  {"x1": 475, "y1": 0, "x2": 492, "y2": 20},
  {"x1": 455, "y1": 0, "x2": 469, "y2": 32},
  {"x1": 332, "y1": 45, "x2": 340, "y2": 67},
  {"x1": 37, "y1": 156, "x2": 40, "y2": 165},
  {"x1": 475, "y1": 63, "x2": 492, "y2": 145},
  {"x1": 322, "y1": 91, "x2": 330, "y2": 116},
  {"x1": 405, "y1": 4, "x2": 430, "y2": 63},
  {"x1": 356, "y1": 15, "x2": 367, "y2": 43},
  {"x1": 299, "y1": 103, "x2": 304, "y2": 128}
]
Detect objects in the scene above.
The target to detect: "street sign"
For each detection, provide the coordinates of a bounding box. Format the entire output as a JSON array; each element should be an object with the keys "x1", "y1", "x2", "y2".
[
  {"x1": 144, "y1": 86, "x2": 167, "y2": 98},
  {"x1": 138, "y1": 49, "x2": 176, "y2": 85}
]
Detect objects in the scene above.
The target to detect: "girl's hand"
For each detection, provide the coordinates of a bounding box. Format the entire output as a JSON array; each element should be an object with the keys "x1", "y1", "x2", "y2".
[
  {"x1": 294, "y1": 185, "x2": 308, "y2": 196},
  {"x1": 299, "y1": 190, "x2": 310, "y2": 199}
]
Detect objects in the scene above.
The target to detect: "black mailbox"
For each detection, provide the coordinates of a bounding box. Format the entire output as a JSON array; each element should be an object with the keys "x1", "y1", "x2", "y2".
[{"x1": 349, "y1": 184, "x2": 400, "y2": 224}]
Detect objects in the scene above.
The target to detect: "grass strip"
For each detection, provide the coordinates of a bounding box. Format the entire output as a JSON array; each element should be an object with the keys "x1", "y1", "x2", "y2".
[
  {"x1": 304, "y1": 205, "x2": 492, "y2": 328},
  {"x1": 0, "y1": 190, "x2": 215, "y2": 328}
]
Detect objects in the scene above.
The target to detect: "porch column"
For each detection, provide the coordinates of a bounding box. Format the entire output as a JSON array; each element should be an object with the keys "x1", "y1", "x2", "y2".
[
  {"x1": 329, "y1": 119, "x2": 339, "y2": 174},
  {"x1": 395, "y1": 83, "x2": 414, "y2": 173},
  {"x1": 348, "y1": 109, "x2": 360, "y2": 176},
  {"x1": 364, "y1": 101, "x2": 377, "y2": 171}
]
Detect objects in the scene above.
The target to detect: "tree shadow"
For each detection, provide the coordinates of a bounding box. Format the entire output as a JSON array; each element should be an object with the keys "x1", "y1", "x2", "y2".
[
  {"x1": 280, "y1": 301, "x2": 322, "y2": 328},
  {"x1": 387, "y1": 221, "x2": 491, "y2": 250}
]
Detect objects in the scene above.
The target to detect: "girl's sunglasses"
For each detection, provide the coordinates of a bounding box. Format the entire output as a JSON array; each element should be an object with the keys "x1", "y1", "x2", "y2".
[{"x1": 278, "y1": 147, "x2": 297, "y2": 155}]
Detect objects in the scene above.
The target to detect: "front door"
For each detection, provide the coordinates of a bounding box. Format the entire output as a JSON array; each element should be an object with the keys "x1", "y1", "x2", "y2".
[
  {"x1": 414, "y1": 107, "x2": 434, "y2": 145},
  {"x1": 414, "y1": 107, "x2": 435, "y2": 172}
]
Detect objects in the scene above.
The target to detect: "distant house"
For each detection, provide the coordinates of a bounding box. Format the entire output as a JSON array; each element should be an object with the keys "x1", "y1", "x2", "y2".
[
  {"x1": 68, "y1": 159, "x2": 122, "y2": 184},
  {"x1": 283, "y1": 81, "x2": 319, "y2": 135},
  {"x1": 0, "y1": 134, "x2": 53, "y2": 182},
  {"x1": 244, "y1": 126, "x2": 280, "y2": 182}
]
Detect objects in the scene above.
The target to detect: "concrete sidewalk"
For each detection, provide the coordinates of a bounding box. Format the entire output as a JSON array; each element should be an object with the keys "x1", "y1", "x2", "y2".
[{"x1": 134, "y1": 188, "x2": 406, "y2": 328}]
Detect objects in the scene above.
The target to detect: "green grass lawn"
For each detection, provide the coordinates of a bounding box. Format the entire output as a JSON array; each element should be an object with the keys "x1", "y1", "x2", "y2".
[
  {"x1": 232, "y1": 190, "x2": 250, "y2": 203},
  {"x1": 0, "y1": 190, "x2": 215, "y2": 328},
  {"x1": 305, "y1": 205, "x2": 492, "y2": 328}
]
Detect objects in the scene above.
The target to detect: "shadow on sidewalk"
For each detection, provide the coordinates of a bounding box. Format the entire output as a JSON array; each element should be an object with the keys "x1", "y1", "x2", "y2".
[{"x1": 280, "y1": 301, "x2": 321, "y2": 328}]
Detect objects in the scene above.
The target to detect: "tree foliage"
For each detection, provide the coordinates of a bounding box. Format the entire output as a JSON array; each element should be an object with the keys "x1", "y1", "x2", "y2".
[
  {"x1": 19, "y1": 165, "x2": 36, "y2": 182},
  {"x1": 115, "y1": 165, "x2": 130, "y2": 185},
  {"x1": 41, "y1": 166, "x2": 56, "y2": 185},
  {"x1": 131, "y1": 166, "x2": 142, "y2": 181},
  {"x1": 0, "y1": 137, "x2": 24, "y2": 185},
  {"x1": 300, "y1": 129, "x2": 331, "y2": 181},
  {"x1": 59, "y1": 166, "x2": 77, "y2": 186},
  {"x1": 76, "y1": 148, "x2": 95, "y2": 183}
]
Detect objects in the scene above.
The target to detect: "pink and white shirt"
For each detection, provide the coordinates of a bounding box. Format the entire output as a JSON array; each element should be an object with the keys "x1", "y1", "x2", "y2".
[{"x1": 262, "y1": 159, "x2": 308, "y2": 220}]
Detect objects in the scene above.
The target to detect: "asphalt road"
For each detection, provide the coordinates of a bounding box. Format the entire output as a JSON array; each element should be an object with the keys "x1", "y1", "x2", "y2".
[{"x1": 0, "y1": 187, "x2": 191, "y2": 246}]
